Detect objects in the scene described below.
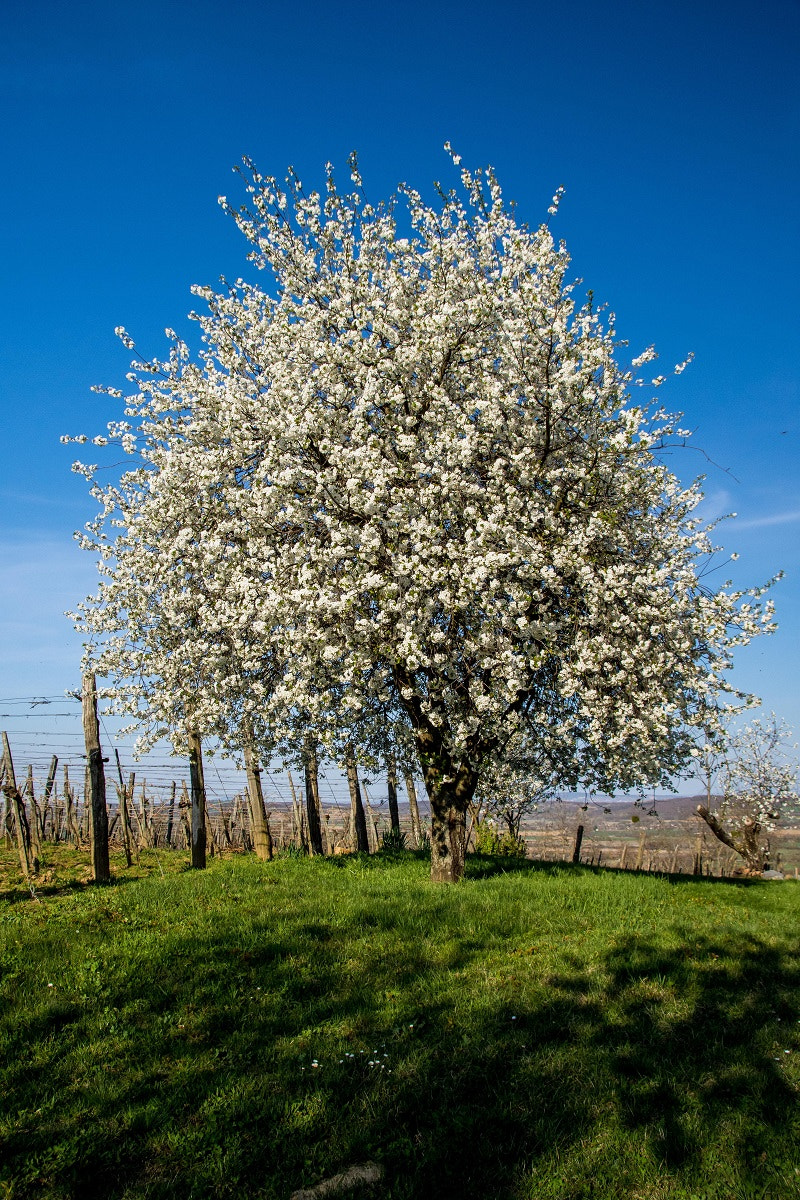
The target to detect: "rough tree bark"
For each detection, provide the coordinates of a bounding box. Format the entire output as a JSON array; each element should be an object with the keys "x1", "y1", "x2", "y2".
[
  {"x1": 188, "y1": 730, "x2": 207, "y2": 869},
  {"x1": 403, "y1": 769, "x2": 423, "y2": 849},
  {"x1": 345, "y1": 747, "x2": 369, "y2": 853},
  {"x1": 387, "y1": 753, "x2": 400, "y2": 834},
  {"x1": 243, "y1": 741, "x2": 273, "y2": 860},
  {"x1": 696, "y1": 804, "x2": 768, "y2": 873},
  {"x1": 304, "y1": 749, "x2": 325, "y2": 856}
]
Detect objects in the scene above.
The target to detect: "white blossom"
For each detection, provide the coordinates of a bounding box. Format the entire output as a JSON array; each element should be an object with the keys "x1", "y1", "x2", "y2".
[{"x1": 71, "y1": 150, "x2": 777, "y2": 880}]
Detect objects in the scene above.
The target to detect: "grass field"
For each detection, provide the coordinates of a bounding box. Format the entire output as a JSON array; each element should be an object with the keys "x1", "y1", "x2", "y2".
[{"x1": 1, "y1": 847, "x2": 798, "y2": 1199}]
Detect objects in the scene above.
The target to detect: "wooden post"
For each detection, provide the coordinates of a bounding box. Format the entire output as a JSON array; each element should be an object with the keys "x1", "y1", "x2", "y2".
[
  {"x1": 82, "y1": 673, "x2": 110, "y2": 883},
  {"x1": 345, "y1": 747, "x2": 369, "y2": 853},
  {"x1": 109, "y1": 749, "x2": 131, "y2": 866},
  {"x1": 572, "y1": 824, "x2": 584, "y2": 864},
  {"x1": 42, "y1": 755, "x2": 58, "y2": 842},
  {"x1": 2, "y1": 732, "x2": 36, "y2": 878},
  {"x1": 188, "y1": 731, "x2": 207, "y2": 869},
  {"x1": 1, "y1": 752, "x2": 10, "y2": 849},
  {"x1": 179, "y1": 780, "x2": 192, "y2": 848},
  {"x1": 387, "y1": 753, "x2": 400, "y2": 833},
  {"x1": 403, "y1": 769, "x2": 422, "y2": 848},
  {"x1": 635, "y1": 828, "x2": 646, "y2": 871},
  {"x1": 693, "y1": 831, "x2": 703, "y2": 876},
  {"x1": 24, "y1": 765, "x2": 42, "y2": 860}
]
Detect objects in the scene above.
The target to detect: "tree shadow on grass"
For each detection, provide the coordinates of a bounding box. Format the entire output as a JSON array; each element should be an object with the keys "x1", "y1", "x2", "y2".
[
  {"x1": 1, "y1": 865, "x2": 798, "y2": 1200},
  {"x1": 466, "y1": 854, "x2": 775, "y2": 888}
]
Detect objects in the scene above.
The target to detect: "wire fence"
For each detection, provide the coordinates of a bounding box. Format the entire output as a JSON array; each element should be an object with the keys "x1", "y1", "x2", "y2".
[{"x1": 3, "y1": 693, "x2": 798, "y2": 879}]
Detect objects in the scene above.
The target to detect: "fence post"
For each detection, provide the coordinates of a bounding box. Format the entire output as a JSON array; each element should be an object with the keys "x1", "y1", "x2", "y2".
[
  {"x1": 635, "y1": 828, "x2": 646, "y2": 871},
  {"x1": 572, "y1": 824, "x2": 584, "y2": 864},
  {"x1": 82, "y1": 673, "x2": 110, "y2": 883},
  {"x1": 42, "y1": 755, "x2": 58, "y2": 841},
  {"x1": 2, "y1": 732, "x2": 36, "y2": 878},
  {"x1": 693, "y1": 831, "x2": 703, "y2": 876}
]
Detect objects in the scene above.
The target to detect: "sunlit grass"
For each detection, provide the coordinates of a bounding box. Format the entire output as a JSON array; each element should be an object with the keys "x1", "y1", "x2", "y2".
[{"x1": 1, "y1": 846, "x2": 798, "y2": 1198}]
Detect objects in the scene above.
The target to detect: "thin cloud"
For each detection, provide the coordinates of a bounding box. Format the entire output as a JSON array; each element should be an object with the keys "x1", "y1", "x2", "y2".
[{"x1": 735, "y1": 510, "x2": 800, "y2": 530}]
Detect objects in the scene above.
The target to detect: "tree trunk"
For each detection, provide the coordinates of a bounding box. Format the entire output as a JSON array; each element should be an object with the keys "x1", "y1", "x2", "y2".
[
  {"x1": 403, "y1": 769, "x2": 422, "y2": 848},
  {"x1": 244, "y1": 742, "x2": 273, "y2": 860},
  {"x1": 304, "y1": 751, "x2": 325, "y2": 856},
  {"x1": 188, "y1": 730, "x2": 207, "y2": 869},
  {"x1": 362, "y1": 784, "x2": 380, "y2": 852},
  {"x1": 345, "y1": 747, "x2": 369, "y2": 853},
  {"x1": 430, "y1": 799, "x2": 467, "y2": 883},
  {"x1": 387, "y1": 753, "x2": 400, "y2": 833},
  {"x1": 417, "y1": 744, "x2": 475, "y2": 882},
  {"x1": 82, "y1": 673, "x2": 110, "y2": 883},
  {"x1": 696, "y1": 804, "x2": 767, "y2": 873}
]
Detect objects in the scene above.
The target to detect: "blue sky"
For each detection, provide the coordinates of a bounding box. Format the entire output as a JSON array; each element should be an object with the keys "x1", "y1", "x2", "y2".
[{"x1": 1, "y1": 0, "x2": 798, "y2": 787}]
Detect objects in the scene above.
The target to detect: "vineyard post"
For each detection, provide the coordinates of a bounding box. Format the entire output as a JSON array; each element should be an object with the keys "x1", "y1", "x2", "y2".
[
  {"x1": 24, "y1": 766, "x2": 42, "y2": 862},
  {"x1": 42, "y1": 755, "x2": 58, "y2": 841},
  {"x1": 112, "y1": 750, "x2": 133, "y2": 866},
  {"x1": 0, "y1": 755, "x2": 9, "y2": 849},
  {"x1": 2, "y1": 732, "x2": 36, "y2": 878},
  {"x1": 82, "y1": 672, "x2": 110, "y2": 883},
  {"x1": 635, "y1": 827, "x2": 646, "y2": 871}
]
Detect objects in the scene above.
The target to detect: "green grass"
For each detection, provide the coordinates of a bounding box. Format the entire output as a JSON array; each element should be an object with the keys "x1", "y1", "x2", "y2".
[{"x1": 1, "y1": 847, "x2": 798, "y2": 1199}]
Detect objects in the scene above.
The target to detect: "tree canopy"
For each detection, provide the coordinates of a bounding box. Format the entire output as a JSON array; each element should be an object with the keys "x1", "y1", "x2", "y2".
[{"x1": 70, "y1": 149, "x2": 776, "y2": 881}]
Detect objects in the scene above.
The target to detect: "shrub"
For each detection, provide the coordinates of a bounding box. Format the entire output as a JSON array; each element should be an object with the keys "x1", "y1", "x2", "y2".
[{"x1": 474, "y1": 825, "x2": 527, "y2": 858}]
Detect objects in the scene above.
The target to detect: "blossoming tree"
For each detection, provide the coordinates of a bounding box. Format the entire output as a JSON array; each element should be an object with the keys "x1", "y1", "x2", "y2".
[
  {"x1": 71, "y1": 149, "x2": 776, "y2": 882},
  {"x1": 696, "y1": 716, "x2": 798, "y2": 873}
]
